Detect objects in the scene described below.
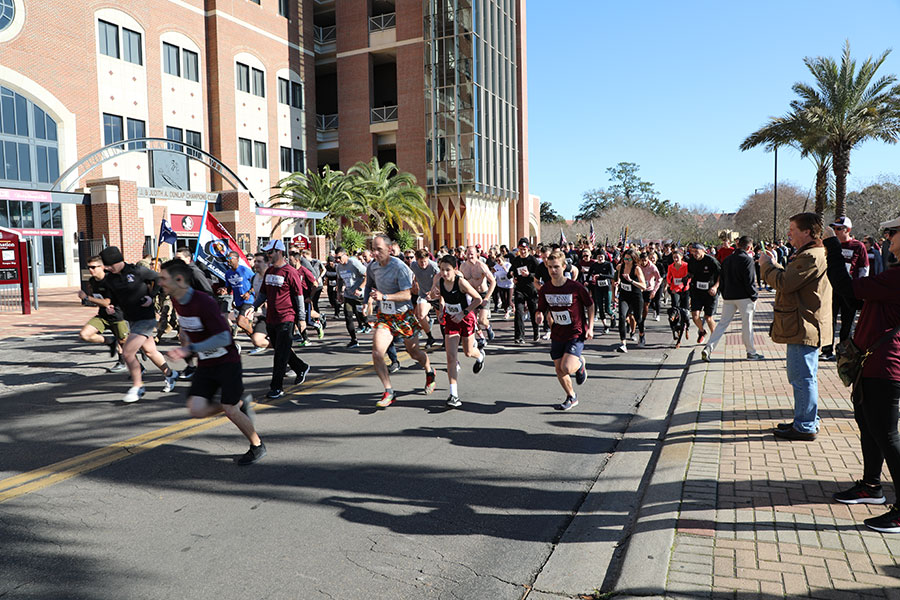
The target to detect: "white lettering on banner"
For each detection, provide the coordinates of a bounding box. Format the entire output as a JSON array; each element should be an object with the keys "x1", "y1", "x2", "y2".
[
  {"x1": 198, "y1": 347, "x2": 227, "y2": 360},
  {"x1": 696, "y1": 281, "x2": 709, "y2": 290},
  {"x1": 545, "y1": 294, "x2": 573, "y2": 306},
  {"x1": 551, "y1": 310, "x2": 572, "y2": 325},
  {"x1": 265, "y1": 274, "x2": 285, "y2": 287},
  {"x1": 380, "y1": 300, "x2": 397, "y2": 314},
  {"x1": 179, "y1": 316, "x2": 203, "y2": 331},
  {"x1": 444, "y1": 303, "x2": 462, "y2": 315}
]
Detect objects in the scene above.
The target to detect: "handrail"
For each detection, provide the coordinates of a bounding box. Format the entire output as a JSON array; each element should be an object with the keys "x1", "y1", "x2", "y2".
[
  {"x1": 313, "y1": 25, "x2": 336, "y2": 44},
  {"x1": 370, "y1": 105, "x2": 398, "y2": 124},
  {"x1": 316, "y1": 114, "x2": 339, "y2": 130},
  {"x1": 368, "y1": 13, "x2": 396, "y2": 32}
]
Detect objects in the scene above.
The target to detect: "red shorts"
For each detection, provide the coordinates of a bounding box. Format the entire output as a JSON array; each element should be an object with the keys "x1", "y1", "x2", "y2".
[{"x1": 441, "y1": 310, "x2": 477, "y2": 337}]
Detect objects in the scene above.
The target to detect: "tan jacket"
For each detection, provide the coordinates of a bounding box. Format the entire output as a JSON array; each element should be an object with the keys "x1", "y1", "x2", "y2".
[{"x1": 760, "y1": 242, "x2": 833, "y2": 347}]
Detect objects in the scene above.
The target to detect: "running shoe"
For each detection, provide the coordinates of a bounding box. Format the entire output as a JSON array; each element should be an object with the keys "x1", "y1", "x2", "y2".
[
  {"x1": 297, "y1": 338, "x2": 309, "y2": 348},
  {"x1": 833, "y1": 480, "x2": 886, "y2": 505},
  {"x1": 697, "y1": 330, "x2": 706, "y2": 344},
  {"x1": 234, "y1": 342, "x2": 242, "y2": 354},
  {"x1": 446, "y1": 394, "x2": 462, "y2": 408},
  {"x1": 295, "y1": 363, "x2": 311, "y2": 385},
  {"x1": 239, "y1": 393, "x2": 256, "y2": 427},
  {"x1": 320, "y1": 314, "x2": 328, "y2": 330},
  {"x1": 425, "y1": 337, "x2": 436, "y2": 349},
  {"x1": 514, "y1": 338, "x2": 525, "y2": 345},
  {"x1": 701, "y1": 347, "x2": 711, "y2": 362},
  {"x1": 617, "y1": 343, "x2": 628, "y2": 353},
  {"x1": 316, "y1": 322, "x2": 325, "y2": 339},
  {"x1": 555, "y1": 397, "x2": 579, "y2": 411},
  {"x1": 109, "y1": 361, "x2": 127, "y2": 373},
  {"x1": 424, "y1": 370, "x2": 436, "y2": 394},
  {"x1": 820, "y1": 353, "x2": 835, "y2": 362},
  {"x1": 864, "y1": 505, "x2": 900, "y2": 533},
  {"x1": 346, "y1": 340, "x2": 359, "y2": 349},
  {"x1": 389, "y1": 362, "x2": 401, "y2": 374},
  {"x1": 575, "y1": 357, "x2": 587, "y2": 385},
  {"x1": 638, "y1": 335, "x2": 646, "y2": 348},
  {"x1": 746, "y1": 352, "x2": 765, "y2": 360},
  {"x1": 654, "y1": 314, "x2": 660, "y2": 322},
  {"x1": 477, "y1": 337, "x2": 486, "y2": 350},
  {"x1": 532, "y1": 332, "x2": 540, "y2": 342},
  {"x1": 598, "y1": 326, "x2": 607, "y2": 336},
  {"x1": 236, "y1": 442, "x2": 267, "y2": 466},
  {"x1": 266, "y1": 389, "x2": 284, "y2": 400},
  {"x1": 249, "y1": 347, "x2": 267, "y2": 355},
  {"x1": 122, "y1": 386, "x2": 145, "y2": 404},
  {"x1": 628, "y1": 332, "x2": 636, "y2": 342},
  {"x1": 487, "y1": 327, "x2": 495, "y2": 341},
  {"x1": 376, "y1": 390, "x2": 395, "y2": 407},
  {"x1": 473, "y1": 351, "x2": 485, "y2": 374},
  {"x1": 163, "y1": 370, "x2": 180, "y2": 393},
  {"x1": 541, "y1": 330, "x2": 552, "y2": 341},
  {"x1": 178, "y1": 365, "x2": 196, "y2": 380}
]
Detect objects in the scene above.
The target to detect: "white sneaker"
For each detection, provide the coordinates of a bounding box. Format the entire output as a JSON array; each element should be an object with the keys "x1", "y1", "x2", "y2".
[
  {"x1": 163, "y1": 370, "x2": 179, "y2": 393},
  {"x1": 617, "y1": 343, "x2": 628, "y2": 353},
  {"x1": 123, "y1": 386, "x2": 145, "y2": 403},
  {"x1": 701, "y1": 347, "x2": 711, "y2": 362},
  {"x1": 654, "y1": 314, "x2": 660, "y2": 322},
  {"x1": 249, "y1": 346, "x2": 267, "y2": 355},
  {"x1": 541, "y1": 330, "x2": 552, "y2": 341},
  {"x1": 234, "y1": 342, "x2": 242, "y2": 354}
]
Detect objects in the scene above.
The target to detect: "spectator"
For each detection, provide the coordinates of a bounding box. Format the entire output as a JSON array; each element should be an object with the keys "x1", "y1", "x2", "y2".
[
  {"x1": 864, "y1": 236, "x2": 884, "y2": 277},
  {"x1": 759, "y1": 212, "x2": 832, "y2": 441},
  {"x1": 824, "y1": 216, "x2": 900, "y2": 533},
  {"x1": 821, "y1": 216, "x2": 869, "y2": 360}
]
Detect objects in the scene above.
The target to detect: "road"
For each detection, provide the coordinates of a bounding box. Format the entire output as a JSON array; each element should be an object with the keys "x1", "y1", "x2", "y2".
[{"x1": 0, "y1": 313, "x2": 679, "y2": 600}]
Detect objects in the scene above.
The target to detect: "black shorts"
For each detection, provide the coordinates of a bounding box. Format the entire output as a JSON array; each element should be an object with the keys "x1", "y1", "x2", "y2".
[
  {"x1": 253, "y1": 318, "x2": 267, "y2": 336},
  {"x1": 689, "y1": 291, "x2": 717, "y2": 316},
  {"x1": 189, "y1": 362, "x2": 244, "y2": 405},
  {"x1": 550, "y1": 337, "x2": 585, "y2": 360}
]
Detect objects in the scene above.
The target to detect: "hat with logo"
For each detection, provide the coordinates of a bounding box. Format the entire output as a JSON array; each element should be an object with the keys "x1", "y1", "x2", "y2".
[
  {"x1": 262, "y1": 239, "x2": 286, "y2": 252},
  {"x1": 880, "y1": 216, "x2": 900, "y2": 230},
  {"x1": 100, "y1": 246, "x2": 124, "y2": 266},
  {"x1": 831, "y1": 216, "x2": 853, "y2": 229},
  {"x1": 517, "y1": 237, "x2": 530, "y2": 247}
]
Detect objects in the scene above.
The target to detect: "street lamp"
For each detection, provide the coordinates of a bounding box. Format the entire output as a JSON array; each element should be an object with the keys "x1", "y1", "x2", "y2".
[{"x1": 773, "y1": 146, "x2": 778, "y2": 242}]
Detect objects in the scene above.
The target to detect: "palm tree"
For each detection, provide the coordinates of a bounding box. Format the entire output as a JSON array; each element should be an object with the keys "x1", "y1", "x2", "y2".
[
  {"x1": 269, "y1": 165, "x2": 363, "y2": 234},
  {"x1": 795, "y1": 42, "x2": 900, "y2": 218},
  {"x1": 348, "y1": 158, "x2": 433, "y2": 236}
]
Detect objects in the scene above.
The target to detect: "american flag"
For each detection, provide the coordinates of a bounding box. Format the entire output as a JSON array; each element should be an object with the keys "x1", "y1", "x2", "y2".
[
  {"x1": 559, "y1": 229, "x2": 567, "y2": 245},
  {"x1": 589, "y1": 222, "x2": 596, "y2": 247}
]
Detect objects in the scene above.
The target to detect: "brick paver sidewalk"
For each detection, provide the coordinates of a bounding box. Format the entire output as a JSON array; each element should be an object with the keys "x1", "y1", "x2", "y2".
[
  {"x1": 665, "y1": 293, "x2": 900, "y2": 599},
  {"x1": 0, "y1": 287, "x2": 95, "y2": 341}
]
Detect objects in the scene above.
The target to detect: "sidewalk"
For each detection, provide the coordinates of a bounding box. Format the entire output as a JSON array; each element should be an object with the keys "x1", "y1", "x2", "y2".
[
  {"x1": 618, "y1": 293, "x2": 900, "y2": 599},
  {"x1": 0, "y1": 287, "x2": 95, "y2": 341}
]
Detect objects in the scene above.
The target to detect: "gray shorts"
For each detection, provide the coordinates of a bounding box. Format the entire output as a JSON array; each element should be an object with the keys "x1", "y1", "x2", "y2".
[{"x1": 129, "y1": 318, "x2": 158, "y2": 338}]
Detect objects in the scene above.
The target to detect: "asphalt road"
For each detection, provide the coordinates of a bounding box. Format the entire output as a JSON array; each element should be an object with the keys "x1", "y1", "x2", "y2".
[{"x1": 0, "y1": 311, "x2": 679, "y2": 600}]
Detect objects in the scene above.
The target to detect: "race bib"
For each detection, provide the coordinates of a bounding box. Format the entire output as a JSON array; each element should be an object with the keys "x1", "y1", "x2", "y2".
[
  {"x1": 380, "y1": 300, "x2": 397, "y2": 314},
  {"x1": 597, "y1": 280, "x2": 608, "y2": 287},
  {"x1": 673, "y1": 277, "x2": 682, "y2": 285},
  {"x1": 197, "y1": 347, "x2": 227, "y2": 360},
  {"x1": 517, "y1": 266, "x2": 530, "y2": 276},
  {"x1": 551, "y1": 310, "x2": 572, "y2": 325},
  {"x1": 445, "y1": 303, "x2": 463, "y2": 315},
  {"x1": 696, "y1": 281, "x2": 710, "y2": 290},
  {"x1": 620, "y1": 282, "x2": 632, "y2": 292}
]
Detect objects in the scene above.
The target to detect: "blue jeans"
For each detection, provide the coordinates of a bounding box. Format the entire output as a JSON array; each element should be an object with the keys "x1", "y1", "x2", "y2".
[{"x1": 786, "y1": 344, "x2": 820, "y2": 433}]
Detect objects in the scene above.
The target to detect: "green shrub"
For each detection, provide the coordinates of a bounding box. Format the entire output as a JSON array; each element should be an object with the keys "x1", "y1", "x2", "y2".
[{"x1": 394, "y1": 229, "x2": 416, "y2": 251}]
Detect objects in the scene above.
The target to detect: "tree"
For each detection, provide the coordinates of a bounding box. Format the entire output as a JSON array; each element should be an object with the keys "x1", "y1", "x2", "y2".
[
  {"x1": 574, "y1": 188, "x2": 617, "y2": 221},
  {"x1": 270, "y1": 165, "x2": 363, "y2": 236},
  {"x1": 606, "y1": 162, "x2": 659, "y2": 203},
  {"x1": 575, "y1": 163, "x2": 679, "y2": 220},
  {"x1": 733, "y1": 183, "x2": 810, "y2": 243},
  {"x1": 540, "y1": 201, "x2": 565, "y2": 223},
  {"x1": 845, "y1": 178, "x2": 900, "y2": 236},
  {"x1": 348, "y1": 158, "x2": 434, "y2": 236}
]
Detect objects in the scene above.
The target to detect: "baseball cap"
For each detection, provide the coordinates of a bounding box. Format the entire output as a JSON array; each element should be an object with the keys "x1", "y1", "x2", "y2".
[
  {"x1": 262, "y1": 239, "x2": 286, "y2": 252},
  {"x1": 517, "y1": 237, "x2": 530, "y2": 247},
  {"x1": 880, "y1": 216, "x2": 900, "y2": 230},
  {"x1": 831, "y1": 216, "x2": 853, "y2": 229},
  {"x1": 690, "y1": 242, "x2": 705, "y2": 250}
]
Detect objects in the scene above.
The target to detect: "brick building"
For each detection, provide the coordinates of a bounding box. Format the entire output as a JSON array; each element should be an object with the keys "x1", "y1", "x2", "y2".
[{"x1": 0, "y1": 0, "x2": 535, "y2": 288}]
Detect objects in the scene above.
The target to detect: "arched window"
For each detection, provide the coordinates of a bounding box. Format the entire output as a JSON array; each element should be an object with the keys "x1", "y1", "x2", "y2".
[
  {"x1": 0, "y1": 85, "x2": 60, "y2": 189},
  {"x1": 0, "y1": 0, "x2": 14, "y2": 31}
]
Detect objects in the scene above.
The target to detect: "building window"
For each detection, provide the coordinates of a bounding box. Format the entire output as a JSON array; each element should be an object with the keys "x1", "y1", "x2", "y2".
[
  {"x1": 277, "y1": 78, "x2": 289, "y2": 105},
  {"x1": 278, "y1": 0, "x2": 289, "y2": 17},
  {"x1": 238, "y1": 138, "x2": 252, "y2": 167},
  {"x1": 123, "y1": 28, "x2": 142, "y2": 65},
  {"x1": 126, "y1": 118, "x2": 146, "y2": 150},
  {"x1": 292, "y1": 149, "x2": 304, "y2": 173},
  {"x1": 291, "y1": 81, "x2": 303, "y2": 109},
  {"x1": 0, "y1": 0, "x2": 15, "y2": 32},
  {"x1": 103, "y1": 113, "x2": 124, "y2": 147},
  {"x1": 236, "y1": 63, "x2": 250, "y2": 93},
  {"x1": 248, "y1": 0, "x2": 260, "y2": 4},
  {"x1": 183, "y1": 49, "x2": 199, "y2": 82},
  {"x1": 0, "y1": 87, "x2": 60, "y2": 189},
  {"x1": 98, "y1": 20, "x2": 119, "y2": 58},
  {"x1": 279, "y1": 146, "x2": 291, "y2": 172},
  {"x1": 251, "y1": 68, "x2": 265, "y2": 97},
  {"x1": 163, "y1": 42, "x2": 180, "y2": 76},
  {"x1": 186, "y1": 129, "x2": 202, "y2": 158},
  {"x1": 165, "y1": 125, "x2": 183, "y2": 151},
  {"x1": 42, "y1": 236, "x2": 65, "y2": 274},
  {"x1": 278, "y1": 147, "x2": 304, "y2": 173},
  {"x1": 253, "y1": 141, "x2": 267, "y2": 168}
]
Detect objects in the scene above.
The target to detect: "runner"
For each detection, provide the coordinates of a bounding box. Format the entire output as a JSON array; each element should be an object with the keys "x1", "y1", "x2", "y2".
[
  {"x1": 429, "y1": 255, "x2": 485, "y2": 408},
  {"x1": 159, "y1": 259, "x2": 265, "y2": 465},
  {"x1": 252, "y1": 239, "x2": 311, "y2": 399},
  {"x1": 323, "y1": 255, "x2": 342, "y2": 318},
  {"x1": 460, "y1": 245, "x2": 497, "y2": 348},
  {"x1": 247, "y1": 252, "x2": 270, "y2": 354},
  {"x1": 410, "y1": 248, "x2": 440, "y2": 349},
  {"x1": 687, "y1": 243, "x2": 721, "y2": 344},
  {"x1": 586, "y1": 249, "x2": 615, "y2": 335},
  {"x1": 365, "y1": 235, "x2": 436, "y2": 408},
  {"x1": 335, "y1": 246, "x2": 369, "y2": 349},
  {"x1": 100, "y1": 246, "x2": 179, "y2": 402},
  {"x1": 510, "y1": 237, "x2": 542, "y2": 344},
  {"x1": 536, "y1": 250, "x2": 594, "y2": 411},
  {"x1": 491, "y1": 251, "x2": 514, "y2": 319},
  {"x1": 78, "y1": 255, "x2": 129, "y2": 372},
  {"x1": 615, "y1": 249, "x2": 647, "y2": 353},
  {"x1": 223, "y1": 251, "x2": 255, "y2": 348},
  {"x1": 174, "y1": 247, "x2": 215, "y2": 380},
  {"x1": 639, "y1": 251, "x2": 662, "y2": 325}
]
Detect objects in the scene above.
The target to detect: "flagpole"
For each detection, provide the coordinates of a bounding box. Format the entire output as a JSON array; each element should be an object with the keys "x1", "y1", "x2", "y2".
[{"x1": 152, "y1": 237, "x2": 162, "y2": 272}]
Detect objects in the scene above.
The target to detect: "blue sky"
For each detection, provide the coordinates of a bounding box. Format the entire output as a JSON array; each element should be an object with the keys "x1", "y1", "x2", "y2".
[{"x1": 526, "y1": 0, "x2": 900, "y2": 218}]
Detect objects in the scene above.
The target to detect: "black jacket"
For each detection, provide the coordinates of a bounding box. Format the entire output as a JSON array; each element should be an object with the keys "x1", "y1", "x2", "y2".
[{"x1": 720, "y1": 249, "x2": 757, "y2": 301}]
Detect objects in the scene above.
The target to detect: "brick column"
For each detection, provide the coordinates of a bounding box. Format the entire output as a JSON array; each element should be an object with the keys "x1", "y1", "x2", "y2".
[
  {"x1": 310, "y1": 235, "x2": 328, "y2": 260},
  {"x1": 86, "y1": 177, "x2": 143, "y2": 261}
]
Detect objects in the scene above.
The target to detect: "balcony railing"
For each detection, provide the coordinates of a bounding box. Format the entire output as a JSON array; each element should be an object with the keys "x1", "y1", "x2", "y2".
[
  {"x1": 313, "y1": 25, "x2": 337, "y2": 44},
  {"x1": 369, "y1": 12, "x2": 396, "y2": 32},
  {"x1": 370, "y1": 105, "x2": 398, "y2": 124},
  {"x1": 316, "y1": 113, "x2": 339, "y2": 130}
]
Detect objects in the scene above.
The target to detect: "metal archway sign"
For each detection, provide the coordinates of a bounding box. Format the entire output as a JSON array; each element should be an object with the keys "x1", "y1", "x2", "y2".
[{"x1": 50, "y1": 138, "x2": 255, "y2": 200}]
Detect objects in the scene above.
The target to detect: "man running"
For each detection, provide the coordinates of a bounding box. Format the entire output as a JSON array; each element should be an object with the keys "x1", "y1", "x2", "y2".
[
  {"x1": 365, "y1": 235, "x2": 436, "y2": 408},
  {"x1": 223, "y1": 251, "x2": 255, "y2": 348},
  {"x1": 411, "y1": 248, "x2": 440, "y2": 348},
  {"x1": 100, "y1": 246, "x2": 179, "y2": 402},
  {"x1": 247, "y1": 252, "x2": 270, "y2": 354},
  {"x1": 78, "y1": 255, "x2": 129, "y2": 372},
  {"x1": 160, "y1": 259, "x2": 265, "y2": 465},
  {"x1": 687, "y1": 243, "x2": 721, "y2": 344},
  {"x1": 536, "y1": 250, "x2": 594, "y2": 411},
  {"x1": 253, "y1": 239, "x2": 310, "y2": 399},
  {"x1": 510, "y1": 238, "x2": 542, "y2": 344},
  {"x1": 335, "y1": 246, "x2": 369, "y2": 348},
  {"x1": 460, "y1": 245, "x2": 497, "y2": 348}
]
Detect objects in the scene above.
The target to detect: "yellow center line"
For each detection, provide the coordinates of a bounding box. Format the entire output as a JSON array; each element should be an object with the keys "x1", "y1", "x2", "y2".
[{"x1": 0, "y1": 352, "x2": 408, "y2": 503}]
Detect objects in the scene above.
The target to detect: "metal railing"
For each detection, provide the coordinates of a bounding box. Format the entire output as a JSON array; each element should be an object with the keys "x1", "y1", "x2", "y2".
[
  {"x1": 313, "y1": 25, "x2": 336, "y2": 44},
  {"x1": 370, "y1": 105, "x2": 398, "y2": 124},
  {"x1": 316, "y1": 113, "x2": 339, "y2": 130},
  {"x1": 368, "y1": 13, "x2": 396, "y2": 32}
]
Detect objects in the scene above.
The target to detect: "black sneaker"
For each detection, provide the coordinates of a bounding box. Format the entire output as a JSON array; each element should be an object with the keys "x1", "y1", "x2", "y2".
[
  {"x1": 833, "y1": 480, "x2": 886, "y2": 505},
  {"x1": 179, "y1": 365, "x2": 196, "y2": 380},
  {"x1": 555, "y1": 397, "x2": 578, "y2": 411},
  {"x1": 389, "y1": 362, "x2": 401, "y2": 374},
  {"x1": 266, "y1": 389, "x2": 284, "y2": 400},
  {"x1": 514, "y1": 338, "x2": 525, "y2": 345},
  {"x1": 236, "y1": 442, "x2": 266, "y2": 466},
  {"x1": 473, "y1": 351, "x2": 485, "y2": 374},
  {"x1": 864, "y1": 505, "x2": 900, "y2": 533},
  {"x1": 446, "y1": 394, "x2": 462, "y2": 408},
  {"x1": 776, "y1": 421, "x2": 794, "y2": 431},
  {"x1": 295, "y1": 363, "x2": 311, "y2": 385},
  {"x1": 575, "y1": 357, "x2": 587, "y2": 385},
  {"x1": 346, "y1": 340, "x2": 359, "y2": 349},
  {"x1": 239, "y1": 393, "x2": 256, "y2": 427}
]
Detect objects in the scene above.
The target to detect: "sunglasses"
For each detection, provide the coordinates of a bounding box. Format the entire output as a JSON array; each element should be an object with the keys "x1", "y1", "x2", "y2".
[{"x1": 833, "y1": 226, "x2": 846, "y2": 231}]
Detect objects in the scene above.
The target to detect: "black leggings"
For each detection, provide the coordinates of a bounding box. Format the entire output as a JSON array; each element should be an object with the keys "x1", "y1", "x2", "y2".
[
  {"x1": 514, "y1": 289, "x2": 539, "y2": 341},
  {"x1": 857, "y1": 378, "x2": 900, "y2": 496},
  {"x1": 618, "y1": 292, "x2": 644, "y2": 340},
  {"x1": 592, "y1": 285, "x2": 612, "y2": 320},
  {"x1": 343, "y1": 297, "x2": 368, "y2": 341}
]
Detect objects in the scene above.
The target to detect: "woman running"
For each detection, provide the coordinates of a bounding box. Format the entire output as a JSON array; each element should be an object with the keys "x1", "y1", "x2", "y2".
[{"x1": 616, "y1": 249, "x2": 647, "y2": 353}]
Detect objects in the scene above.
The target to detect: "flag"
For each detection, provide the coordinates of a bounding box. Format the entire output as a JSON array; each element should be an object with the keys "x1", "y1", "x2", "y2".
[
  {"x1": 158, "y1": 219, "x2": 178, "y2": 246},
  {"x1": 589, "y1": 222, "x2": 596, "y2": 247},
  {"x1": 193, "y1": 205, "x2": 252, "y2": 282},
  {"x1": 559, "y1": 229, "x2": 567, "y2": 245}
]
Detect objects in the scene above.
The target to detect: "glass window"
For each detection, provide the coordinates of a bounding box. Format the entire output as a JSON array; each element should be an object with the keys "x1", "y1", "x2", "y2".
[
  {"x1": 46, "y1": 116, "x2": 57, "y2": 141},
  {"x1": 165, "y1": 126, "x2": 182, "y2": 151},
  {"x1": 251, "y1": 68, "x2": 265, "y2": 97},
  {"x1": 40, "y1": 202, "x2": 51, "y2": 228},
  {"x1": 20, "y1": 200, "x2": 33, "y2": 228},
  {"x1": 236, "y1": 63, "x2": 250, "y2": 92},
  {"x1": 123, "y1": 28, "x2": 142, "y2": 65},
  {"x1": 0, "y1": 201, "x2": 8, "y2": 228},
  {"x1": 183, "y1": 49, "x2": 199, "y2": 82},
  {"x1": 42, "y1": 236, "x2": 65, "y2": 274},
  {"x1": 163, "y1": 42, "x2": 180, "y2": 76},
  {"x1": 14, "y1": 92, "x2": 27, "y2": 136},
  {"x1": 1, "y1": 87, "x2": 14, "y2": 135},
  {"x1": 291, "y1": 81, "x2": 303, "y2": 108},
  {"x1": 103, "y1": 113, "x2": 123, "y2": 147},
  {"x1": 280, "y1": 146, "x2": 291, "y2": 172},
  {"x1": 238, "y1": 138, "x2": 252, "y2": 166},
  {"x1": 9, "y1": 200, "x2": 21, "y2": 227},
  {"x1": 277, "y1": 78, "x2": 289, "y2": 105},
  {"x1": 33, "y1": 105, "x2": 46, "y2": 139},
  {"x1": 51, "y1": 202, "x2": 62, "y2": 229},
  {"x1": 186, "y1": 130, "x2": 201, "y2": 158},
  {"x1": 292, "y1": 149, "x2": 304, "y2": 173},
  {"x1": 2, "y1": 140, "x2": 16, "y2": 180},
  {"x1": 48, "y1": 147, "x2": 59, "y2": 181},
  {"x1": 98, "y1": 20, "x2": 119, "y2": 59},
  {"x1": 127, "y1": 118, "x2": 145, "y2": 150},
  {"x1": 279, "y1": 0, "x2": 289, "y2": 17},
  {"x1": 253, "y1": 141, "x2": 267, "y2": 168},
  {"x1": 36, "y1": 146, "x2": 49, "y2": 183}
]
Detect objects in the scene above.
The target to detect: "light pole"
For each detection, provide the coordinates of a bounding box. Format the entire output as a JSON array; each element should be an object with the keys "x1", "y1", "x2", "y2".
[{"x1": 773, "y1": 146, "x2": 778, "y2": 242}]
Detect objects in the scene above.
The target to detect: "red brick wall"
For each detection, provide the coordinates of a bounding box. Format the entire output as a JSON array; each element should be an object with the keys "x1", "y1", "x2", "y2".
[{"x1": 337, "y1": 53, "x2": 374, "y2": 169}]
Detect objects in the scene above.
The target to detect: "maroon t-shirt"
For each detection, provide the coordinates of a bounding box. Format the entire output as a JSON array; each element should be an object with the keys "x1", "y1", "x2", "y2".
[
  {"x1": 263, "y1": 263, "x2": 303, "y2": 324},
  {"x1": 537, "y1": 278, "x2": 594, "y2": 342},
  {"x1": 841, "y1": 239, "x2": 869, "y2": 279},
  {"x1": 172, "y1": 290, "x2": 239, "y2": 367},
  {"x1": 852, "y1": 266, "x2": 900, "y2": 380}
]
